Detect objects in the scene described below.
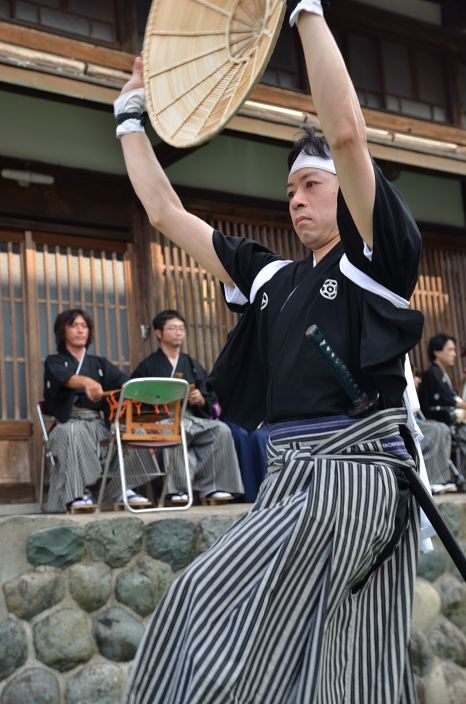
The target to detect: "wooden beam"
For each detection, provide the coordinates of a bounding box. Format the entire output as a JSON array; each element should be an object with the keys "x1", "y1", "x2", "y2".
[
  {"x1": 250, "y1": 84, "x2": 466, "y2": 148},
  {"x1": 0, "y1": 21, "x2": 133, "y2": 71},
  {"x1": 31, "y1": 232, "x2": 128, "y2": 252},
  {"x1": 0, "y1": 156, "x2": 133, "y2": 232},
  {"x1": 0, "y1": 63, "x2": 119, "y2": 104},
  {"x1": 227, "y1": 113, "x2": 466, "y2": 175},
  {"x1": 0, "y1": 421, "x2": 32, "y2": 439},
  {"x1": 0, "y1": 483, "x2": 35, "y2": 503}
]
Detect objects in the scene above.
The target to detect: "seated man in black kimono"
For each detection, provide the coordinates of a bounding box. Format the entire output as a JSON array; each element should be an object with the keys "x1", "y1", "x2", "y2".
[
  {"x1": 419, "y1": 332, "x2": 466, "y2": 481},
  {"x1": 44, "y1": 308, "x2": 152, "y2": 512},
  {"x1": 419, "y1": 333, "x2": 466, "y2": 426},
  {"x1": 131, "y1": 309, "x2": 244, "y2": 504},
  {"x1": 413, "y1": 370, "x2": 456, "y2": 492}
]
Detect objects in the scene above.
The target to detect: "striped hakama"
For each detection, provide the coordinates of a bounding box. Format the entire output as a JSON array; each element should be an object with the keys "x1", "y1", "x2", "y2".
[
  {"x1": 125, "y1": 408, "x2": 419, "y2": 704},
  {"x1": 46, "y1": 408, "x2": 155, "y2": 512},
  {"x1": 163, "y1": 413, "x2": 244, "y2": 497},
  {"x1": 418, "y1": 419, "x2": 452, "y2": 485}
]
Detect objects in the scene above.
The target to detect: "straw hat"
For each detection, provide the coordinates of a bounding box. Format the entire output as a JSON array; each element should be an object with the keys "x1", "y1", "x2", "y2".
[{"x1": 143, "y1": 0, "x2": 286, "y2": 147}]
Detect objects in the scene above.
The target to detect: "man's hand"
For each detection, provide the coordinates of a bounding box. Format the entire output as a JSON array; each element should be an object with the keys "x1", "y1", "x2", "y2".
[
  {"x1": 188, "y1": 388, "x2": 206, "y2": 408},
  {"x1": 121, "y1": 55, "x2": 144, "y2": 96},
  {"x1": 83, "y1": 379, "x2": 104, "y2": 402},
  {"x1": 65, "y1": 374, "x2": 104, "y2": 401},
  {"x1": 114, "y1": 55, "x2": 146, "y2": 137}
]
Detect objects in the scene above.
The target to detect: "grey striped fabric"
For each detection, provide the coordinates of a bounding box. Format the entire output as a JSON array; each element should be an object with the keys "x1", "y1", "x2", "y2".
[
  {"x1": 46, "y1": 408, "x2": 154, "y2": 512},
  {"x1": 101, "y1": 443, "x2": 163, "y2": 503},
  {"x1": 125, "y1": 408, "x2": 419, "y2": 704},
  {"x1": 163, "y1": 413, "x2": 244, "y2": 496},
  {"x1": 418, "y1": 419, "x2": 452, "y2": 485}
]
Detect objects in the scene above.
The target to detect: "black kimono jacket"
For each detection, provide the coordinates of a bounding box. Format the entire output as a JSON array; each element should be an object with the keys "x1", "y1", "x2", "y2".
[
  {"x1": 131, "y1": 349, "x2": 217, "y2": 419},
  {"x1": 209, "y1": 163, "x2": 424, "y2": 429},
  {"x1": 419, "y1": 362, "x2": 457, "y2": 426},
  {"x1": 43, "y1": 350, "x2": 128, "y2": 423}
]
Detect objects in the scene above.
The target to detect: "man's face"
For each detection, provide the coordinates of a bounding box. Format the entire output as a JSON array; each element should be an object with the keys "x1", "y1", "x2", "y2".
[
  {"x1": 64, "y1": 315, "x2": 89, "y2": 348},
  {"x1": 435, "y1": 339, "x2": 456, "y2": 368},
  {"x1": 287, "y1": 167, "x2": 339, "y2": 251},
  {"x1": 158, "y1": 318, "x2": 186, "y2": 348}
]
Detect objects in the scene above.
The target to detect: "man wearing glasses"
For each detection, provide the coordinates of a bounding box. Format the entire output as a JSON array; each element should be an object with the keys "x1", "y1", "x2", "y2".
[{"x1": 132, "y1": 309, "x2": 244, "y2": 505}]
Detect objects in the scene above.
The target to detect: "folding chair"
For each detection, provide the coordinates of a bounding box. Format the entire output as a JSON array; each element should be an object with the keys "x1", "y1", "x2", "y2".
[
  {"x1": 97, "y1": 377, "x2": 193, "y2": 513},
  {"x1": 35, "y1": 401, "x2": 57, "y2": 511}
]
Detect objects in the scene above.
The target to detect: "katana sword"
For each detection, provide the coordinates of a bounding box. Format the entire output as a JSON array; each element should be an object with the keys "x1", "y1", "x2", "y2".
[{"x1": 306, "y1": 323, "x2": 466, "y2": 582}]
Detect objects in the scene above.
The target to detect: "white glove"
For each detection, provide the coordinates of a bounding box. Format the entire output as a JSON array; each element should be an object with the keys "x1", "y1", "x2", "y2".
[
  {"x1": 286, "y1": 0, "x2": 323, "y2": 28},
  {"x1": 113, "y1": 88, "x2": 147, "y2": 138}
]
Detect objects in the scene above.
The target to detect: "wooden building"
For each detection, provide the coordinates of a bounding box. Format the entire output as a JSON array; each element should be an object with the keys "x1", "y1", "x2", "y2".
[{"x1": 0, "y1": 0, "x2": 465, "y2": 509}]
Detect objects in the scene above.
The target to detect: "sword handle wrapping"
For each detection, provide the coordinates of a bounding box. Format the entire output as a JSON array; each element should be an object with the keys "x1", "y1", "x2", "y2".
[{"x1": 305, "y1": 324, "x2": 361, "y2": 403}]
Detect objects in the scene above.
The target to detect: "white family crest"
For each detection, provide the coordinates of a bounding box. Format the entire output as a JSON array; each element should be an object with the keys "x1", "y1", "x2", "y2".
[
  {"x1": 260, "y1": 292, "x2": 269, "y2": 310},
  {"x1": 320, "y1": 279, "x2": 338, "y2": 300}
]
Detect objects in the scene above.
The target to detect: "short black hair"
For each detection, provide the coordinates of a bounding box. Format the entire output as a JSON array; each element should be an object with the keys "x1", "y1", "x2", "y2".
[
  {"x1": 428, "y1": 333, "x2": 455, "y2": 362},
  {"x1": 287, "y1": 126, "x2": 333, "y2": 172},
  {"x1": 152, "y1": 309, "x2": 186, "y2": 332},
  {"x1": 54, "y1": 309, "x2": 93, "y2": 352}
]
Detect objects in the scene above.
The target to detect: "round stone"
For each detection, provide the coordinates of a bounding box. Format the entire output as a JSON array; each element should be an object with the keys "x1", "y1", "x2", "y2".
[
  {"x1": 3, "y1": 567, "x2": 65, "y2": 620},
  {"x1": 424, "y1": 661, "x2": 466, "y2": 704},
  {"x1": 428, "y1": 616, "x2": 466, "y2": 667},
  {"x1": 437, "y1": 573, "x2": 466, "y2": 631},
  {"x1": 116, "y1": 557, "x2": 174, "y2": 616},
  {"x1": 64, "y1": 664, "x2": 121, "y2": 704},
  {"x1": 0, "y1": 617, "x2": 27, "y2": 681},
  {"x1": 27, "y1": 526, "x2": 84, "y2": 568},
  {"x1": 68, "y1": 562, "x2": 112, "y2": 612},
  {"x1": 92, "y1": 607, "x2": 144, "y2": 662},
  {"x1": 145, "y1": 519, "x2": 197, "y2": 571},
  {"x1": 417, "y1": 547, "x2": 447, "y2": 583},
  {"x1": 86, "y1": 518, "x2": 143, "y2": 568},
  {"x1": 0, "y1": 667, "x2": 60, "y2": 704},
  {"x1": 412, "y1": 578, "x2": 441, "y2": 634},
  {"x1": 198, "y1": 515, "x2": 237, "y2": 552},
  {"x1": 34, "y1": 608, "x2": 95, "y2": 672}
]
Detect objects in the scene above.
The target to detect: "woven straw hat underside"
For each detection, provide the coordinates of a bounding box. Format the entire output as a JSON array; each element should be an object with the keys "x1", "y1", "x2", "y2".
[{"x1": 144, "y1": 0, "x2": 285, "y2": 147}]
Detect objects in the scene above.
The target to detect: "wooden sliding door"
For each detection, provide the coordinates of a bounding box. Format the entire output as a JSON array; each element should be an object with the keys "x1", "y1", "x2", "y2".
[{"x1": 0, "y1": 230, "x2": 134, "y2": 506}]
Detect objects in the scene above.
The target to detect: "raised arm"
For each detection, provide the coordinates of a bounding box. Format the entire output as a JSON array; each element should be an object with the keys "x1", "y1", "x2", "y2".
[
  {"x1": 291, "y1": 3, "x2": 375, "y2": 249},
  {"x1": 118, "y1": 58, "x2": 233, "y2": 284}
]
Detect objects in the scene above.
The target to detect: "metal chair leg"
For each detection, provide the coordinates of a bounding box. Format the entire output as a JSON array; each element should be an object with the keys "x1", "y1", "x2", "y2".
[
  {"x1": 97, "y1": 437, "x2": 115, "y2": 508},
  {"x1": 39, "y1": 447, "x2": 45, "y2": 511}
]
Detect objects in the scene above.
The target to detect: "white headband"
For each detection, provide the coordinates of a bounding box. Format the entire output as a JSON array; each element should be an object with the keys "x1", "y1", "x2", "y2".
[{"x1": 289, "y1": 150, "x2": 336, "y2": 177}]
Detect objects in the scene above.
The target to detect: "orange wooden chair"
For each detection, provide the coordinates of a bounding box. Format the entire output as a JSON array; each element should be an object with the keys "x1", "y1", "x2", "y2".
[{"x1": 97, "y1": 377, "x2": 192, "y2": 513}]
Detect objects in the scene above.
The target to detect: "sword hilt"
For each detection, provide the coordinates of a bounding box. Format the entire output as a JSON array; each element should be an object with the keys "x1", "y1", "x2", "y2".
[{"x1": 305, "y1": 324, "x2": 379, "y2": 417}]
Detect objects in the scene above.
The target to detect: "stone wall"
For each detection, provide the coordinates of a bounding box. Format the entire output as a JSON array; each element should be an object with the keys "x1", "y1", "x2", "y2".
[
  {"x1": 413, "y1": 500, "x2": 466, "y2": 703},
  {"x1": 0, "y1": 512, "x2": 239, "y2": 704},
  {"x1": 0, "y1": 503, "x2": 465, "y2": 704}
]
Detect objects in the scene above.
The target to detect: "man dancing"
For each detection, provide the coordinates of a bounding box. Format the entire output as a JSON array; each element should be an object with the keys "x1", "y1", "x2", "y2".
[{"x1": 115, "y1": 2, "x2": 424, "y2": 701}]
